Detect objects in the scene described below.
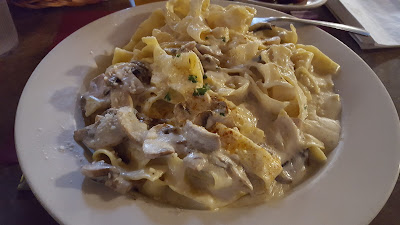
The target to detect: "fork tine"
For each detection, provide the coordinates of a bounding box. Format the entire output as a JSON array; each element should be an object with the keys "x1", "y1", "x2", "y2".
[{"x1": 251, "y1": 17, "x2": 278, "y2": 26}]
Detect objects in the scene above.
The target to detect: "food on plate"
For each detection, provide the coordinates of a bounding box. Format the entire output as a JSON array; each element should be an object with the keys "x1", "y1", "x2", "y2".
[{"x1": 74, "y1": 0, "x2": 341, "y2": 209}]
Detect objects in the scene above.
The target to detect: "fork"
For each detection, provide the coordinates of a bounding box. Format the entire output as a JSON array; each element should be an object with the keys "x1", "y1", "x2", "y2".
[{"x1": 251, "y1": 17, "x2": 370, "y2": 36}]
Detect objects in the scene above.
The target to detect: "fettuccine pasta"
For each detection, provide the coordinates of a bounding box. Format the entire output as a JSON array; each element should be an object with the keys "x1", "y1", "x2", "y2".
[{"x1": 74, "y1": 0, "x2": 341, "y2": 209}]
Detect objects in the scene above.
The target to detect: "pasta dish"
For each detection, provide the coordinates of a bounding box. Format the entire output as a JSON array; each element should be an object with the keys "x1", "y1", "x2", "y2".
[{"x1": 74, "y1": 0, "x2": 341, "y2": 209}]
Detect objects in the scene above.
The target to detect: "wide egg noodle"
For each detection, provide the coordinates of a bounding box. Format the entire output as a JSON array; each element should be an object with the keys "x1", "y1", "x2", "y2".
[{"x1": 77, "y1": 0, "x2": 342, "y2": 210}]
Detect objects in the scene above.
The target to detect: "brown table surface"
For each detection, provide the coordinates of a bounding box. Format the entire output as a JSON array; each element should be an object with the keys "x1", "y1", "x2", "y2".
[{"x1": 1, "y1": 0, "x2": 399, "y2": 224}]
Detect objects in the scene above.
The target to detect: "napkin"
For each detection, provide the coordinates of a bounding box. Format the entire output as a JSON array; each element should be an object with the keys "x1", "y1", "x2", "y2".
[{"x1": 326, "y1": 0, "x2": 400, "y2": 49}]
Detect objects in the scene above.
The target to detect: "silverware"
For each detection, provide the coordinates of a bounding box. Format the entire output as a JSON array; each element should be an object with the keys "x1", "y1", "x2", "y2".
[{"x1": 251, "y1": 17, "x2": 370, "y2": 36}]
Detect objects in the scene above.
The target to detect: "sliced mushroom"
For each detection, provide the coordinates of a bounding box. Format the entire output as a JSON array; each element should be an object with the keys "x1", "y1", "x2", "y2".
[
  {"x1": 179, "y1": 41, "x2": 197, "y2": 53},
  {"x1": 210, "y1": 98, "x2": 229, "y2": 115},
  {"x1": 82, "y1": 61, "x2": 151, "y2": 116},
  {"x1": 82, "y1": 74, "x2": 111, "y2": 117},
  {"x1": 185, "y1": 168, "x2": 217, "y2": 190},
  {"x1": 110, "y1": 88, "x2": 133, "y2": 108},
  {"x1": 201, "y1": 54, "x2": 221, "y2": 71},
  {"x1": 173, "y1": 103, "x2": 192, "y2": 125},
  {"x1": 130, "y1": 61, "x2": 151, "y2": 85},
  {"x1": 74, "y1": 108, "x2": 126, "y2": 149},
  {"x1": 81, "y1": 160, "x2": 115, "y2": 179},
  {"x1": 192, "y1": 46, "x2": 221, "y2": 71},
  {"x1": 275, "y1": 150, "x2": 309, "y2": 184},
  {"x1": 105, "y1": 176, "x2": 135, "y2": 194},
  {"x1": 211, "y1": 151, "x2": 253, "y2": 191},
  {"x1": 164, "y1": 48, "x2": 179, "y2": 55},
  {"x1": 137, "y1": 112, "x2": 167, "y2": 128},
  {"x1": 183, "y1": 150, "x2": 253, "y2": 191},
  {"x1": 116, "y1": 106, "x2": 148, "y2": 143},
  {"x1": 183, "y1": 152, "x2": 215, "y2": 190},
  {"x1": 183, "y1": 121, "x2": 221, "y2": 153},
  {"x1": 123, "y1": 168, "x2": 165, "y2": 182},
  {"x1": 82, "y1": 160, "x2": 134, "y2": 194},
  {"x1": 183, "y1": 152, "x2": 208, "y2": 171},
  {"x1": 172, "y1": 94, "x2": 212, "y2": 125},
  {"x1": 104, "y1": 61, "x2": 152, "y2": 107},
  {"x1": 104, "y1": 62, "x2": 145, "y2": 95},
  {"x1": 74, "y1": 107, "x2": 148, "y2": 149},
  {"x1": 193, "y1": 111, "x2": 213, "y2": 127},
  {"x1": 192, "y1": 98, "x2": 234, "y2": 129},
  {"x1": 196, "y1": 44, "x2": 223, "y2": 56},
  {"x1": 142, "y1": 124, "x2": 186, "y2": 159},
  {"x1": 183, "y1": 152, "x2": 233, "y2": 190},
  {"x1": 164, "y1": 42, "x2": 197, "y2": 56},
  {"x1": 82, "y1": 160, "x2": 164, "y2": 194},
  {"x1": 275, "y1": 170, "x2": 293, "y2": 184}
]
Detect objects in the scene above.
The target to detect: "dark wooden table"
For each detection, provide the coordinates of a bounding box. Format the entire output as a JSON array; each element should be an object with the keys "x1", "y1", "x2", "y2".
[{"x1": 1, "y1": 0, "x2": 399, "y2": 224}]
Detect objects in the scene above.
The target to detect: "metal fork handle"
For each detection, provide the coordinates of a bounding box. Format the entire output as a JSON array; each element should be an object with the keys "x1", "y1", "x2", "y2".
[{"x1": 264, "y1": 16, "x2": 370, "y2": 37}]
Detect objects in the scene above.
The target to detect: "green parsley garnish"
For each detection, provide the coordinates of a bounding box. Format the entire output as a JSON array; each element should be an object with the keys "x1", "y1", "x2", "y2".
[
  {"x1": 221, "y1": 36, "x2": 226, "y2": 42},
  {"x1": 164, "y1": 93, "x2": 171, "y2": 101},
  {"x1": 193, "y1": 84, "x2": 211, "y2": 96},
  {"x1": 220, "y1": 113, "x2": 225, "y2": 116},
  {"x1": 176, "y1": 53, "x2": 181, "y2": 57},
  {"x1": 188, "y1": 75, "x2": 198, "y2": 83},
  {"x1": 203, "y1": 74, "x2": 207, "y2": 79},
  {"x1": 304, "y1": 105, "x2": 308, "y2": 110},
  {"x1": 205, "y1": 36, "x2": 209, "y2": 40}
]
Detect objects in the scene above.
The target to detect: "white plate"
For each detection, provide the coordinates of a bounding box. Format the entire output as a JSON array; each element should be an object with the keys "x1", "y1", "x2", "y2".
[
  {"x1": 235, "y1": 0, "x2": 327, "y2": 11},
  {"x1": 15, "y1": 1, "x2": 400, "y2": 225}
]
